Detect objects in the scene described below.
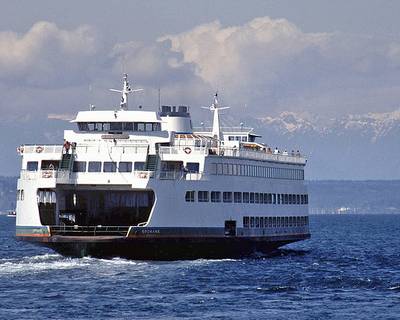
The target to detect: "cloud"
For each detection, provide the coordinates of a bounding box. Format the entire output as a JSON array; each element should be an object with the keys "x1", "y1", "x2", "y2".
[
  {"x1": 0, "y1": 21, "x2": 100, "y2": 87},
  {"x1": 2, "y1": 17, "x2": 400, "y2": 123},
  {"x1": 47, "y1": 113, "x2": 75, "y2": 121},
  {"x1": 158, "y1": 17, "x2": 400, "y2": 116}
]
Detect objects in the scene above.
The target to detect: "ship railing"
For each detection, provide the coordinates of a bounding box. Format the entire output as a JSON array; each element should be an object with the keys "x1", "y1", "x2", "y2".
[
  {"x1": 49, "y1": 225, "x2": 130, "y2": 237},
  {"x1": 20, "y1": 169, "x2": 57, "y2": 180},
  {"x1": 193, "y1": 126, "x2": 254, "y2": 133},
  {"x1": 159, "y1": 146, "x2": 208, "y2": 156},
  {"x1": 134, "y1": 171, "x2": 155, "y2": 179},
  {"x1": 19, "y1": 169, "x2": 205, "y2": 182},
  {"x1": 18, "y1": 144, "x2": 63, "y2": 154},
  {"x1": 157, "y1": 170, "x2": 207, "y2": 180},
  {"x1": 75, "y1": 144, "x2": 148, "y2": 154},
  {"x1": 220, "y1": 148, "x2": 307, "y2": 164}
]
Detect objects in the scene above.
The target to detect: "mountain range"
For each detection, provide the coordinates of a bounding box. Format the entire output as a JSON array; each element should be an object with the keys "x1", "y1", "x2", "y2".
[{"x1": 239, "y1": 108, "x2": 400, "y2": 179}]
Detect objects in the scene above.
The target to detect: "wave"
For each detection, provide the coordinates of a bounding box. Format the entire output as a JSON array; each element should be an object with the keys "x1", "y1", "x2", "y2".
[
  {"x1": 0, "y1": 253, "x2": 155, "y2": 276},
  {"x1": 0, "y1": 254, "x2": 90, "y2": 275}
]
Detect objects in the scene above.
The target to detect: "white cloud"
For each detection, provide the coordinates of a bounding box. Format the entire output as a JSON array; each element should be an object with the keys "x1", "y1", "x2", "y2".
[
  {"x1": 1, "y1": 17, "x2": 400, "y2": 122},
  {"x1": 0, "y1": 21, "x2": 99, "y2": 87},
  {"x1": 158, "y1": 17, "x2": 400, "y2": 116}
]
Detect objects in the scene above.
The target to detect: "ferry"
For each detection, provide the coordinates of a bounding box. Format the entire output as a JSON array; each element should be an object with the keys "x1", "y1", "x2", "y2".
[
  {"x1": 15, "y1": 74, "x2": 310, "y2": 259},
  {"x1": 7, "y1": 210, "x2": 16, "y2": 217}
]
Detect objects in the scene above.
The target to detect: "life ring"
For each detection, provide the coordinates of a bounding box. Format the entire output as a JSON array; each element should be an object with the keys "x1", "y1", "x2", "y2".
[
  {"x1": 184, "y1": 147, "x2": 192, "y2": 154},
  {"x1": 42, "y1": 171, "x2": 53, "y2": 178},
  {"x1": 36, "y1": 146, "x2": 44, "y2": 153}
]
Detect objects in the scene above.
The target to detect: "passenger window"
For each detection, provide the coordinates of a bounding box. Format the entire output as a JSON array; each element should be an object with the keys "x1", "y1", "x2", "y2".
[
  {"x1": 186, "y1": 162, "x2": 199, "y2": 173},
  {"x1": 73, "y1": 161, "x2": 87, "y2": 172},
  {"x1": 123, "y1": 122, "x2": 133, "y2": 131},
  {"x1": 198, "y1": 191, "x2": 209, "y2": 202},
  {"x1": 27, "y1": 161, "x2": 38, "y2": 171},
  {"x1": 134, "y1": 162, "x2": 145, "y2": 171},
  {"x1": 95, "y1": 122, "x2": 103, "y2": 131},
  {"x1": 223, "y1": 192, "x2": 232, "y2": 203},
  {"x1": 250, "y1": 217, "x2": 255, "y2": 228},
  {"x1": 88, "y1": 161, "x2": 101, "y2": 172},
  {"x1": 243, "y1": 192, "x2": 249, "y2": 203},
  {"x1": 243, "y1": 216, "x2": 249, "y2": 228},
  {"x1": 211, "y1": 191, "x2": 221, "y2": 202},
  {"x1": 110, "y1": 122, "x2": 123, "y2": 131},
  {"x1": 103, "y1": 123, "x2": 110, "y2": 131},
  {"x1": 146, "y1": 123, "x2": 153, "y2": 131},
  {"x1": 234, "y1": 192, "x2": 242, "y2": 203},
  {"x1": 138, "y1": 123, "x2": 145, "y2": 131},
  {"x1": 78, "y1": 122, "x2": 89, "y2": 131},
  {"x1": 250, "y1": 192, "x2": 255, "y2": 203},
  {"x1": 185, "y1": 191, "x2": 195, "y2": 202},
  {"x1": 118, "y1": 162, "x2": 132, "y2": 172},
  {"x1": 103, "y1": 162, "x2": 117, "y2": 172}
]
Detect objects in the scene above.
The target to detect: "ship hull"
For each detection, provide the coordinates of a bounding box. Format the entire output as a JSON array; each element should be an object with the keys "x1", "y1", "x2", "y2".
[{"x1": 17, "y1": 234, "x2": 310, "y2": 260}]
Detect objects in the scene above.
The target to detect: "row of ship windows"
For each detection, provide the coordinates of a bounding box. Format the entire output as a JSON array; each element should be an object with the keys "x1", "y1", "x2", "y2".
[
  {"x1": 211, "y1": 163, "x2": 304, "y2": 180},
  {"x1": 26, "y1": 161, "x2": 147, "y2": 172},
  {"x1": 243, "y1": 216, "x2": 309, "y2": 228},
  {"x1": 77, "y1": 122, "x2": 161, "y2": 132},
  {"x1": 16, "y1": 189, "x2": 24, "y2": 201},
  {"x1": 185, "y1": 191, "x2": 309, "y2": 205}
]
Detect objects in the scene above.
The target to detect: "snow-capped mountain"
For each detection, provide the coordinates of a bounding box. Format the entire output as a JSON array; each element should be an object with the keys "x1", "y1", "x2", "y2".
[
  {"x1": 256, "y1": 108, "x2": 400, "y2": 142},
  {"x1": 238, "y1": 109, "x2": 400, "y2": 180}
]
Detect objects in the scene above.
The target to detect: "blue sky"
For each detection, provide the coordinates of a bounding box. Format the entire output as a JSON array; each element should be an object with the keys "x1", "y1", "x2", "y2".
[{"x1": 0, "y1": 1, "x2": 400, "y2": 177}]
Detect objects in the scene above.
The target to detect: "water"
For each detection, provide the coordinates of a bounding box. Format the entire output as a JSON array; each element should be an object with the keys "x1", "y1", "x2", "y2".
[{"x1": 0, "y1": 215, "x2": 399, "y2": 319}]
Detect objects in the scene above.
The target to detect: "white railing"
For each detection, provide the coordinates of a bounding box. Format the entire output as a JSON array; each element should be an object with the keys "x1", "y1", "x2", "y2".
[
  {"x1": 19, "y1": 145, "x2": 63, "y2": 154},
  {"x1": 20, "y1": 169, "x2": 61, "y2": 180},
  {"x1": 222, "y1": 148, "x2": 307, "y2": 164},
  {"x1": 134, "y1": 171, "x2": 155, "y2": 179},
  {"x1": 19, "y1": 169, "x2": 156, "y2": 182},
  {"x1": 159, "y1": 146, "x2": 208, "y2": 156},
  {"x1": 159, "y1": 145, "x2": 306, "y2": 164},
  {"x1": 19, "y1": 144, "x2": 149, "y2": 155},
  {"x1": 193, "y1": 126, "x2": 253, "y2": 133},
  {"x1": 157, "y1": 171, "x2": 206, "y2": 181},
  {"x1": 75, "y1": 145, "x2": 148, "y2": 154}
]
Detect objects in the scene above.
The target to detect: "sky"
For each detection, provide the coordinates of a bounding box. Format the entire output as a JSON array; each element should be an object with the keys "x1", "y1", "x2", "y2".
[{"x1": 0, "y1": 0, "x2": 400, "y2": 176}]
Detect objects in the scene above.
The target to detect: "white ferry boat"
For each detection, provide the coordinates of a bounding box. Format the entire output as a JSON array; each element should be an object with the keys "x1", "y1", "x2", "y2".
[{"x1": 15, "y1": 74, "x2": 310, "y2": 259}]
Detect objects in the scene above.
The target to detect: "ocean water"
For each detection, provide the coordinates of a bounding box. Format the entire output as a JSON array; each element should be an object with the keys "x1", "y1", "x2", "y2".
[{"x1": 0, "y1": 215, "x2": 399, "y2": 320}]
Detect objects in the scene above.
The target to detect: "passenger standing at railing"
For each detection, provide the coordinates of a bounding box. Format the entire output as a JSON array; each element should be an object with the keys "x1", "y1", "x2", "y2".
[
  {"x1": 274, "y1": 147, "x2": 279, "y2": 154},
  {"x1": 63, "y1": 140, "x2": 71, "y2": 154}
]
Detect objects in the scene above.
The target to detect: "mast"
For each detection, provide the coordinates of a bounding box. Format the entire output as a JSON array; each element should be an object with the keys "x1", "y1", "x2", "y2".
[
  {"x1": 110, "y1": 74, "x2": 143, "y2": 110},
  {"x1": 202, "y1": 92, "x2": 230, "y2": 141}
]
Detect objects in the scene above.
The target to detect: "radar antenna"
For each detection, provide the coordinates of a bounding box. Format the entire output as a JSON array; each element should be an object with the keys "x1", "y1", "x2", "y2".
[{"x1": 110, "y1": 74, "x2": 143, "y2": 110}]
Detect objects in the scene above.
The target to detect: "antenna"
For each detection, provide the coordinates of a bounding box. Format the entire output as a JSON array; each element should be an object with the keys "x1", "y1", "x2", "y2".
[
  {"x1": 158, "y1": 87, "x2": 161, "y2": 111},
  {"x1": 109, "y1": 74, "x2": 143, "y2": 110},
  {"x1": 201, "y1": 92, "x2": 230, "y2": 141}
]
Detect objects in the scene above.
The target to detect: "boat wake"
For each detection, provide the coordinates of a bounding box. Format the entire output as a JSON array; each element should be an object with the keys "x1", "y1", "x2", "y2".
[
  {"x1": 0, "y1": 254, "x2": 149, "y2": 276},
  {"x1": 0, "y1": 254, "x2": 90, "y2": 275}
]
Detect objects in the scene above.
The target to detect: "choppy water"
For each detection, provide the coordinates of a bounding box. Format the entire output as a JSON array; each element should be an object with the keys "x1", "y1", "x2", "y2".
[{"x1": 0, "y1": 214, "x2": 399, "y2": 319}]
